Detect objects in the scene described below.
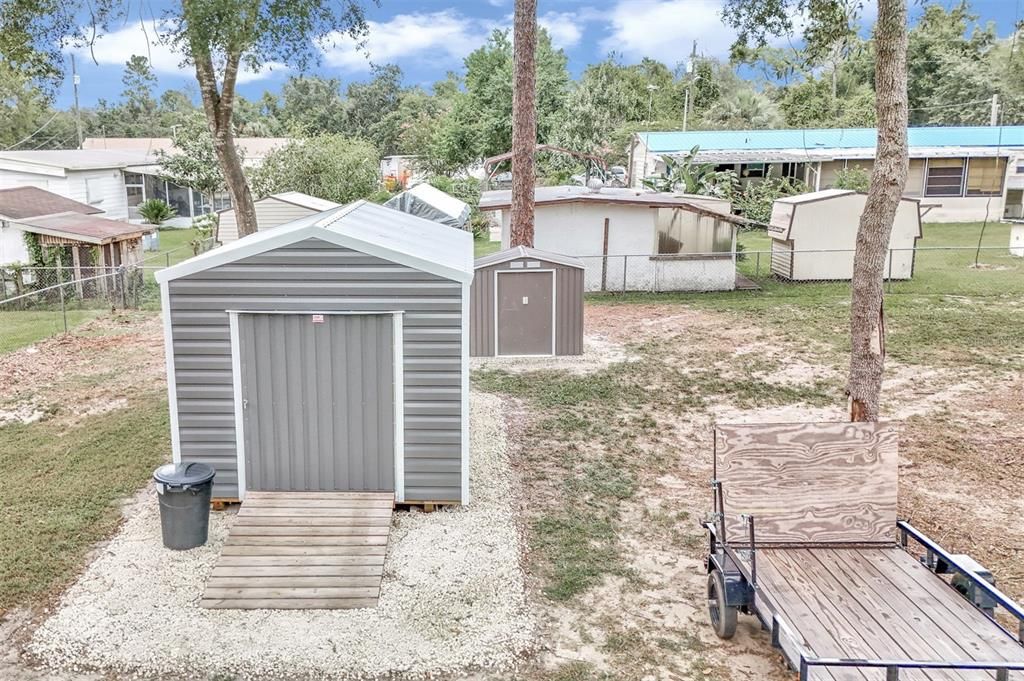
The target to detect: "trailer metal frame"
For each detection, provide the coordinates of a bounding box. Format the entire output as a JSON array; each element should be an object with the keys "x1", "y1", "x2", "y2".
[{"x1": 705, "y1": 480, "x2": 1024, "y2": 680}]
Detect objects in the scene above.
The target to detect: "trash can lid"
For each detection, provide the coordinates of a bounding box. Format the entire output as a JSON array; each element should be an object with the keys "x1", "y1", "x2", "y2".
[{"x1": 153, "y1": 462, "x2": 216, "y2": 487}]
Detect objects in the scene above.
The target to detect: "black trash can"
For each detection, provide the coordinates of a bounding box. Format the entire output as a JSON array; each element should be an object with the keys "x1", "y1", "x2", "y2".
[{"x1": 153, "y1": 462, "x2": 216, "y2": 550}]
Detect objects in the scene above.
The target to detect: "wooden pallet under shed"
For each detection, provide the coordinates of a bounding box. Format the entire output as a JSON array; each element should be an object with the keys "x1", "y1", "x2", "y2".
[{"x1": 200, "y1": 491, "x2": 393, "y2": 610}]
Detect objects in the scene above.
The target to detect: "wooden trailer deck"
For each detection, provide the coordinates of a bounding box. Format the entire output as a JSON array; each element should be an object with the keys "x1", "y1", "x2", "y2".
[
  {"x1": 706, "y1": 422, "x2": 1024, "y2": 680},
  {"x1": 201, "y1": 491, "x2": 393, "y2": 610},
  {"x1": 733, "y1": 546, "x2": 1024, "y2": 680}
]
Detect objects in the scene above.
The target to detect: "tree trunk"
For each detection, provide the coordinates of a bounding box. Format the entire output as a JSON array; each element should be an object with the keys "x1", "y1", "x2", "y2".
[
  {"x1": 509, "y1": 0, "x2": 537, "y2": 247},
  {"x1": 185, "y1": 8, "x2": 259, "y2": 238},
  {"x1": 847, "y1": 0, "x2": 908, "y2": 422}
]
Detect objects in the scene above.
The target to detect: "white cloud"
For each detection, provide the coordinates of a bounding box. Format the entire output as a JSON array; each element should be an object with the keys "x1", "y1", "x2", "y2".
[
  {"x1": 600, "y1": 0, "x2": 738, "y2": 65},
  {"x1": 319, "y1": 11, "x2": 490, "y2": 71},
  {"x1": 538, "y1": 11, "x2": 585, "y2": 49},
  {"x1": 68, "y1": 21, "x2": 284, "y2": 84}
]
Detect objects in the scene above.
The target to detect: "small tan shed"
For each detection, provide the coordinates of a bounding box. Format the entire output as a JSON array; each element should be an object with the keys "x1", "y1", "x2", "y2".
[
  {"x1": 768, "y1": 189, "x2": 923, "y2": 281},
  {"x1": 471, "y1": 246, "x2": 584, "y2": 357}
]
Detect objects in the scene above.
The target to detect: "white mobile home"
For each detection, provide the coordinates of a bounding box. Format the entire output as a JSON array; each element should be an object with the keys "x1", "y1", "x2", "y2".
[
  {"x1": 630, "y1": 126, "x2": 1024, "y2": 223},
  {"x1": 478, "y1": 186, "x2": 745, "y2": 292},
  {"x1": 217, "y1": 192, "x2": 341, "y2": 243},
  {"x1": 768, "y1": 189, "x2": 922, "y2": 280}
]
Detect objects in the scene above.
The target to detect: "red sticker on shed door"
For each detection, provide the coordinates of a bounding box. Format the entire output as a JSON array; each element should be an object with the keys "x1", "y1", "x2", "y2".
[{"x1": 311, "y1": 314, "x2": 325, "y2": 323}]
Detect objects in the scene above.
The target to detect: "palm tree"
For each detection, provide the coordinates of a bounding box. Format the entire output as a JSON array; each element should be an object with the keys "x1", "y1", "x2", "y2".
[
  {"x1": 705, "y1": 90, "x2": 783, "y2": 129},
  {"x1": 509, "y1": 0, "x2": 537, "y2": 247}
]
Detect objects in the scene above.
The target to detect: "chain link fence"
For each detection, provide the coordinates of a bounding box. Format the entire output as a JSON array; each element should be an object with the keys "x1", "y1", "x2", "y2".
[
  {"x1": 0, "y1": 237, "x2": 215, "y2": 354},
  {"x1": 575, "y1": 246, "x2": 1022, "y2": 297},
  {"x1": 1, "y1": 242, "x2": 1020, "y2": 355}
]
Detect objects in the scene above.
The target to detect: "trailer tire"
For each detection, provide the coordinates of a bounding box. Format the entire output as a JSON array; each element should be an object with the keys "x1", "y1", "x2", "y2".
[{"x1": 708, "y1": 570, "x2": 738, "y2": 639}]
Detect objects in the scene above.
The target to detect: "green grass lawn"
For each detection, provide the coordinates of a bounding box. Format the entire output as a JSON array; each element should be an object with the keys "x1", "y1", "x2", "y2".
[
  {"x1": 0, "y1": 393, "x2": 169, "y2": 611},
  {"x1": 594, "y1": 222, "x2": 1024, "y2": 370},
  {"x1": 475, "y1": 237, "x2": 502, "y2": 258},
  {"x1": 0, "y1": 309, "x2": 106, "y2": 355}
]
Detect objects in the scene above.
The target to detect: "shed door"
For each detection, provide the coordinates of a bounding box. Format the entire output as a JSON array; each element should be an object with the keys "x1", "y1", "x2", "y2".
[
  {"x1": 496, "y1": 271, "x2": 554, "y2": 356},
  {"x1": 237, "y1": 313, "x2": 396, "y2": 492}
]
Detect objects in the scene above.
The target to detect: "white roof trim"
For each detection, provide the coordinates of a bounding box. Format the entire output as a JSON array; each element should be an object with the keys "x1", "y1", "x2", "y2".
[
  {"x1": 156, "y1": 200, "x2": 473, "y2": 285},
  {"x1": 474, "y1": 245, "x2": 585, "y2": 270}
]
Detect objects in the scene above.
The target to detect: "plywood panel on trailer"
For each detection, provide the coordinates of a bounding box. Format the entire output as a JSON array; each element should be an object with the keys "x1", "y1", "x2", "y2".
[
  {"x1": 714, "y1": 421, "x2": 898, "y2": 545},
  {"x1": 202, "y1": 491, "x2": 393, "y2": 610}
]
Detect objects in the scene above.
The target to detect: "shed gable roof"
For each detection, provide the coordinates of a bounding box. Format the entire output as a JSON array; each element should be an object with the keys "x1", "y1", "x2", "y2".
[
  {"x1": 156, "y1": 200, "x2": 474, "y2": 284},
  {"x1": 474, "y1": 246, "x2": 585, "y2": 270}
]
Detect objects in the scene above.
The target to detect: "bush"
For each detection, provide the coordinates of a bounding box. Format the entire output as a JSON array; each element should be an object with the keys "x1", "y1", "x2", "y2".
[
  {"x1": 138, "y1": 199, "x2": 176, "y2": 225},
  {"x1": 733, "y1": 176, "x2": 808, "y2": 224},
  {"x1": 833, "y1": 166, "x2": 871, "y2": 192},
  {"x1": 250, "y1": 135, "x2": 380, "y2": 204}
]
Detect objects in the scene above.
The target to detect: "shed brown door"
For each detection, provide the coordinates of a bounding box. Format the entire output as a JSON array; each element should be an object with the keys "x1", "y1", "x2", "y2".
[{"x1": 496, "y1": 271, "x2": 554, "y2": 356}]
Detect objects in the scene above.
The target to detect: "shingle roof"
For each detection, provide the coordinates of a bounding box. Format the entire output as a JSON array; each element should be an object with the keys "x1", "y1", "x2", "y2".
[
  {"x1": 639, "y1": 126, "x2": 1024, "y2": 154},
  {"x1": 16, "y1": 212, "x2": 152, "y2": 244},
  {"x1": 0, "y1": 186, "x2": 104, "y2": 219},
  {"x1": 0, "y1": 149, "x2": 154, "y2": 170}
]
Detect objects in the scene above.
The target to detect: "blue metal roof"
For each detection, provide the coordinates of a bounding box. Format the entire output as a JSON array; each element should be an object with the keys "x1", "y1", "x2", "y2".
[{"x1": 640, "y1": 126, "x2": 1024, "y2": 154}]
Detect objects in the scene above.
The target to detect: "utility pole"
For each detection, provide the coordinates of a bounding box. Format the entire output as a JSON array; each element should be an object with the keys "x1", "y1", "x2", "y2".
[
  {"x1": 71, "y1": 55, "x2": 83, "y2": 148},
  {"x1": 682, "y1": 41, "x2": 698, "y2": 132},
  {"x1": 990, "y1": 94, "x2": 1000, "y2": 126}
]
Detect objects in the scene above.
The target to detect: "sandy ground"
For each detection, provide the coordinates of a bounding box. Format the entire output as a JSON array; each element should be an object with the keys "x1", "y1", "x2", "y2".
[
  {"x1": 3, "y1": 303, "x2": 1022, "y2": 681},
  {"x1": 511, "y1": 302, "x2": 1024, "y2": 680},
  {"x1": 23, "y1": 392, "x2": 535, "y2": 680}
]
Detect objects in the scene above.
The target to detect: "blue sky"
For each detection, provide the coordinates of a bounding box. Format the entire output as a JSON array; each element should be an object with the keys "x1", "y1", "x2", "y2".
[{"x1": 58, "y1": 0, "x2": 1023, "y2": 108}]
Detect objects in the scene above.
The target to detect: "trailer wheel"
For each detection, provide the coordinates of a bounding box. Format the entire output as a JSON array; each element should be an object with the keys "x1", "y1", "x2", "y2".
[{"x1": 708, "y1": 570, "x2": 738, "y2": 639}]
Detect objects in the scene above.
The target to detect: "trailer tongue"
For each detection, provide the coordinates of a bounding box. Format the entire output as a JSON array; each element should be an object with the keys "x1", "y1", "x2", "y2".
[{"x1": 704, "y1": 421, "x2": 1024, "y2": 680}]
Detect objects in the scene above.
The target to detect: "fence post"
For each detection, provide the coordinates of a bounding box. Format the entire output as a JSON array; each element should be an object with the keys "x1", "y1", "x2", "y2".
[
  {"x1": 166, "y1": 253, "x2": 170, "y2": 268},
  {"x1": 622, "y1": 255, "x2": 628, "y2": 294},
  {"x1": 119, "y1": 267, "x2": 127, "y2": 309},
  {"x1": 57, "y1": 266, "x2": 68, "y2": 334},
  {"x1": 756, "y1": 251, "x2": 761, "y2": 277}
]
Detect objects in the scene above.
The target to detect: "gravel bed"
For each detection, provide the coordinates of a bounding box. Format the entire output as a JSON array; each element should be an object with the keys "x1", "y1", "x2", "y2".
[
  {"x1": 27, "y1": 391, "x2": 536, "y2": 680},
  {"x1": 470, "y1": 334, "x2": 635, "y2": 375}
]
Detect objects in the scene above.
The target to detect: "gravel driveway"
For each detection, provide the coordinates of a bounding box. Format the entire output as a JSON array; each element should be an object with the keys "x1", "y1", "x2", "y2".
[{"x1": 27, "y1": 391, "x2": 535, "y2": 680}]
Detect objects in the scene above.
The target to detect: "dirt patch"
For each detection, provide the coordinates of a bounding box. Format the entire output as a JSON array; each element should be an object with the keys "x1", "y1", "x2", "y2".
[
  {"x1": 501, "y1": 300, "x2": 1023, "y2": 681},
  {"x1": 0, "y1": 312, "x2": 164, "y2": 426}
]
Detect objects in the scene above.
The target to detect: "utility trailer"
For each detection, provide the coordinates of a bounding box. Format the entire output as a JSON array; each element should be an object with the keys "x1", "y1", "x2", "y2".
[{"x1": 704, "y1": 421, "x2": 1024, "y2": 680}]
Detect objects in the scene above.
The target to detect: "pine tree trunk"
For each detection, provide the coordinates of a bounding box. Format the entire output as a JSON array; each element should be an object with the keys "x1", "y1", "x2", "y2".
[
  {"x1": 509, "y1": 0, "x2": 537, "y2": 247},
  {"x1": 847, "y1": 0, "x2": 908, "y2": 421},
  {"x1": 186, "y1": 21, "x2": 259, "y2": 238}
]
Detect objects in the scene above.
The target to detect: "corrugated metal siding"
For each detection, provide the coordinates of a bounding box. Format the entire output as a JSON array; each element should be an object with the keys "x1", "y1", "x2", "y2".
[
  {"x1": 771, "y1": 239, "x2": 794, "y2": 279},
  {"x1": 168, "y1": 237, "x2": 464, "y2": 502},
  {"x1": 470, "y1": 256, "x2": 583, "y2": 356},
  {"x1": 239, "y1": 313, "x2": 395, "y2": 492}
]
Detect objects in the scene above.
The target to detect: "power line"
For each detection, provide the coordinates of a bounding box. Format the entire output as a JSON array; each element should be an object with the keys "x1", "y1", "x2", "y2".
[{"x1": 2, "y1": 112, "x2": 60, "y2": 151}]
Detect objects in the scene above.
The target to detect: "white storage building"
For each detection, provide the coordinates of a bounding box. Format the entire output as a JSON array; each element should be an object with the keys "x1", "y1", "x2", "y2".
[
  {"x1": 217, "y1": 192, "x2": 341, "y2": 244},
  {"x1": 768, "y1": 189, "x2": 923, "y2": 280}
]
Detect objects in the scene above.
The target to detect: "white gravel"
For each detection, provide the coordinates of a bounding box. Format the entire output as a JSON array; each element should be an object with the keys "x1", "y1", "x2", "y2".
[
  {"x1": 470, "y1": 334, "x2": 635, "y2": 375},
  {"x1": 27, "y1": 391, "x2": 536, "y2": 680}
]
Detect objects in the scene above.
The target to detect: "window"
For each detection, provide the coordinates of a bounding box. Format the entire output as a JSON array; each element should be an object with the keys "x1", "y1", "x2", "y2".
[
  {"x1": 741, "y1": 163, "x2": 766, "y2": 178},
  {"x1": 924, "y1": 158, "x2": 965, "y2": 197},
  {"x1": 85, "y1": 177, "x2": 106, "y2": 205},
  {"x1": 655, "y1": 208, "x2": 733, "y2": 255},
  {"x1": 780, "y1": 162, "x2": 804, "y2": 180},
  {"x1": 965, "y1": 158, "x2": 1007, "y2": 196}
]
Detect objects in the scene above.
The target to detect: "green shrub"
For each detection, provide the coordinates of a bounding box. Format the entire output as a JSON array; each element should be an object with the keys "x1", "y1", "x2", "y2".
[{"x1": 138, "y1": 199, "x2": 177, "y2": 225}]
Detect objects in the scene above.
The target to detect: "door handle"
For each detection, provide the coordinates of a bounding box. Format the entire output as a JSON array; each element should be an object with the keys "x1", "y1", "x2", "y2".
[{"x1": 243, "y1": 398, "x2": 248, "y2": 409}]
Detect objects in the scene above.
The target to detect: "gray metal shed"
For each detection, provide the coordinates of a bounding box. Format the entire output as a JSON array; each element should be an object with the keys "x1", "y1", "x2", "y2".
[
  {"x1": 470, "y1": 246, "x2": 584, "y2": 357},
  {"x1": 155, "y1": 200, "x2": 474, "y2": 505}
]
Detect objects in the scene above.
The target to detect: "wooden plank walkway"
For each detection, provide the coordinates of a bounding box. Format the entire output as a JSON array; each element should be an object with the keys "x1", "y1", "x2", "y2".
[
  {"x1": 200, "y1": 491, "x2": 393, "y2": 610},
  {"x1": 749, "y1": 547, "x2": 1024, "y2": 681}
]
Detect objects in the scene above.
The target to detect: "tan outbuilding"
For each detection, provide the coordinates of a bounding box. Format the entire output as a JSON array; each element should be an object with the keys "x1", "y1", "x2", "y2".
[{"x1": 768, "y1": 189, "x2": 923, "y2": 281}]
